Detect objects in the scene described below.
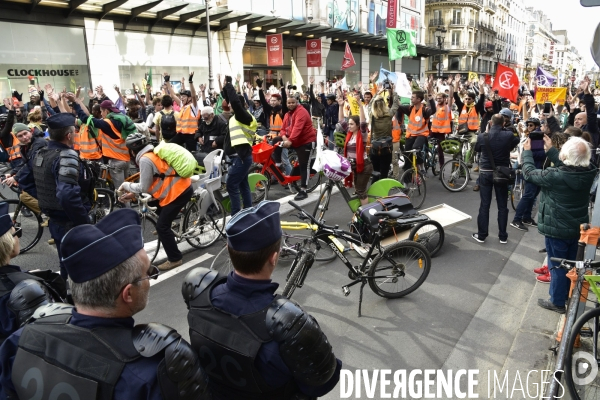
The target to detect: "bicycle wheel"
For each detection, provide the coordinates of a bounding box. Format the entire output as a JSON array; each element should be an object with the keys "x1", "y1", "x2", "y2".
[
  {"x1": 282, "y1": 251, "x2": 314, "y2": 298},
  {"x1": 5, "y1": 200, "x2": 43, "y2": 254},
  {"x1": 368, "y1": 241, "x2": 431, "y2": 299},
  {"x1": 312, "y1": 186, "x2": 332, "y2": 221},
  {"x1": 0, "y1": 183, "x2": 19, "y2": 200},
  {"x1": 183, "y1": 200, "x2": 226, "y2": 249},
  {"x1": 509, "y1": 187, "x2": 516, "y2": 211},
  {"x1": 513, "y1": 181, "x2": 524, "y2": 208},
  {"x1": 440, "y1": 159, "x2": 469, "y2": 192},
  {"x1": 400, "y1": 169, "x2": 426, "y2": 209},
  {"x1": 90, "y1": 188, "x2": 114, "y2": 223},
  {"x1": 140, "y1": 215, "x2": 160, "y2": 264},
  {"x1": 249, "y1": 165, "x2": 269, "y2": 203},
  {"x1": 565, "y1": 306, "x2": 600, "y2": 400},
  {"x1": 408, "y1": 220, "x2": 444, "y2": 258},
  {"x1": 429, "y1": 148, "x2": 439, "y2": 177},
  {"x1": 306, "y1": 170, "x2": 322, "y2": 193},
  {"x1": 210, "y1": 243, "x2": 234, "y2": 274}
]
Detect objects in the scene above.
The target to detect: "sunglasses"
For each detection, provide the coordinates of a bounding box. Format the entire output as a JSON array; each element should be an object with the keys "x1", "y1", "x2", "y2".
[
  {"x1": 12, "y1": 227, "x2": 21, "y2": 238},
  {"x1": 527, "y1": 123, "x2": 535, "y2": 127},
  {"x1": 114, "y1": 265, "x2": 160, "y2": 299}
]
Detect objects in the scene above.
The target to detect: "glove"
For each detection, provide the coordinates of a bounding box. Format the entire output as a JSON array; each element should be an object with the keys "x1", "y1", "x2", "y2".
[
  {"x1": 287, "y1": 85, "x2": 292, "y2": 90},
  {"x1": 279, "y1": 78, "x2": 284, "y2": 87},
  {"x1": 292, "y1": 85, "x2": 297, "y2": 91},
  {"x1": 256, "y1": 78, "x2": 263, "y2": 87},
  {"x1": 12, "y1": 91, "x2": 22, "y2": 102},
  {"x1": 225, "y1": 75, "x2": 233, "y2": 84},
  {"x1": 39, "y1": 90, "x2": 44, "y2": 100},
  {"x1": 188, "y1": 72, "x2": 194, "y2": 83},
  {"x1": 164, "y1": 75, "x2": 170, "y2": 82}
]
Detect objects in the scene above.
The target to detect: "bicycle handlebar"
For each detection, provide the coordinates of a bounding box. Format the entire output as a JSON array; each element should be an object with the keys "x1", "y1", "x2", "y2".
[
  {"x1": 550, "y1": 257, "x2": 600, "y2": 270},
  {"x1": 288, "y1": 201, "x2": 362, "y2": 241}
]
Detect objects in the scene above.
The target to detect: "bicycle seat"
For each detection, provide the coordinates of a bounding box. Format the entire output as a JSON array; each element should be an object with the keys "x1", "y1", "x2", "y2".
[
  {"x1": 373, "y1": 210, "x2": 404, "y2": 219},
  {"x1": 404, "y1": 149, "x2": 420, "y2": 154}
]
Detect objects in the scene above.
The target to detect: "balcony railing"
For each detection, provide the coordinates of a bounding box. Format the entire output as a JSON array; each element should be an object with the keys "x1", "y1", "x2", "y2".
[
  {"x1": 449, "y1": 18, "x2": 465, "y2": 26},
  {"x1": 477, "y1": 43, "x2": 496, "y2": 54},
  {"x1": 468, "y1": 19, "x2": 475, "y2": 28},
  {"x1": 426, "y1": 42, "x2": 478, "y2": 51},
  {"x1": 428, "y1": 18, "x2": 446, "y2": 27},
  {"x1": 477, "y1": 21, "x2": 496, "y2": 32},
  {"x1": 425, "y1": 0, "x2": 483, "y2": 6},
  {"x1": 484, "y1": 1, "x2": 497, "y2": 12}
]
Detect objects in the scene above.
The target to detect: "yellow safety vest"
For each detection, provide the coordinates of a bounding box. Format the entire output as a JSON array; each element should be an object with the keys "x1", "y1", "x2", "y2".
[{"x1": 229, "y1": 115, "x2": 258, "y2": 147}]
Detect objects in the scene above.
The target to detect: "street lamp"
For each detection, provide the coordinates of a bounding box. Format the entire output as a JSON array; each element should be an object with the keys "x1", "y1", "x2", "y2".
[
  {"x1": 206, "y1": 0, "x2": 214, "y2": 92},
  {"x1": 496, "y1": 45, "x2": 502, "y2": 73},
  {"x1": 434, "y1": 27, "x2": 447, "y2": 78}
]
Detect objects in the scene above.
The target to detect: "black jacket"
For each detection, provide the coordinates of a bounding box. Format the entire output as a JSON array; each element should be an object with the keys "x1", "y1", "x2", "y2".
[
  {"x1": 475, "y1": 125, "x2": 519, "y2": 170},
  {"x1": 195, "y1": 116, "x2": 228, "y2": 153}
]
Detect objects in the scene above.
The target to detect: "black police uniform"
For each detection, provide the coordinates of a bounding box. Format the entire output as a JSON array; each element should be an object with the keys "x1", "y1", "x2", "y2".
[
  {"x1": 0, "y1": 304, "x2": 208, "y2": 400},
  {"x1": 32, "y1": 141, "x2": 93, "y2": 278},
  {"x1": 183, "y1": 268, "x2": 341, "y2": 400}
]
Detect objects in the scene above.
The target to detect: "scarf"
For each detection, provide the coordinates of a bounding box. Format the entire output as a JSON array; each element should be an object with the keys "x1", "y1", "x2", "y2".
[{"x1": 343, "y1": 129, "x2": 365, "y2": 188}]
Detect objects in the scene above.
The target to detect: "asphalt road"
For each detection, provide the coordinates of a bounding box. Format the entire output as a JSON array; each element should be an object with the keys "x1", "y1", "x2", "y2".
[{"x1": 11, "y1": 171, "x2": 531, "y2": 399}]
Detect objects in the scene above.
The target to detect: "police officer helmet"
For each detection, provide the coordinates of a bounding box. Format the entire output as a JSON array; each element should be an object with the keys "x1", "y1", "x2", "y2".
[
  {"x1": 499, "y1": 108, "x2": 513, "y2": 119},
  {"x1": 526, "y1": 117, "x2": 540, "y2": 126},
  {"x1": 125, "y1": 132, "x2": 148, "y2": 153}
]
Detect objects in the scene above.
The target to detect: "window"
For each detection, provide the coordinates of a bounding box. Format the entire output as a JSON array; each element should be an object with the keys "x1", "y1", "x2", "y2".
[
  {"x1": 453, "y1": 9, "x2": 461, "y2": 20},
  {"x1": 433, "y1": 10, "x2": 441, "y2": 20},
  {"x1": 449, "y1": 56, "x2": 460, "y2": 70},
  {"x1": 451, "y1": 31, "x2": 461, "y2": 46}
]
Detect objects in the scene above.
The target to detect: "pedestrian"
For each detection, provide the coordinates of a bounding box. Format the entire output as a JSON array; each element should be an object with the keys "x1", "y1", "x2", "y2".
[
  {"x1": 119, "y1": 133, "x2": 193, "y2": 271},
  {"x1": 321, "y1": 92, "x2": 339, "y2": 150},
  {"x1": 165, "y1": 72, "x2": 200, "y2": 151},
  {"x1": 222, "y1": 75, "x2": 258, "y2": 215},
  {"x1": 472, "y1": 114, "x2": 520, "y2": 244},
  {"x1": 0, "y1": 209, "x2": 208, "y2": 400},
  {"x1": 0, "y1": 100, "x2": 25, "y2": 176},
  {"x1": 153, "y1": 95, "x2": 176, "y2": 142},
  {"x1": 522, "y1": 136, "x2": 596, "y2": 312},
  {"x1": 397, "y1": 84, "x2": 432, "y2": 174},
  {"x1": 453, "y1": 75, "x2": 485, "y2": 169},
  {"x1": 279, "y1": 96, "x2": 317, "y2": 200},
  {"x1": 75, "y1": 103, "x2": 103, "y2": 161},
  {"x1": 32, "y1": 113, "x2": 94, "y2": 279},
  {"x1": 370, "y1": 87, "x2": 400, "y2": 179},
  {"x1": 342, "y1": 100, "x2": 372, "y2": 206},
  {"x1": 0, "y1": 201, "x2": 63, "y2": 344},
  {"x1": 194, "y1": 105, "x2": 227, "y2": 167},
  {"x1": 183, "y1": 201, "x2": 341, "y2": 399}
]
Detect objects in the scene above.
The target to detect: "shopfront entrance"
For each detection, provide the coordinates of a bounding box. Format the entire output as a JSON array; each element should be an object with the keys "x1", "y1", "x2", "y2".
[{"x1": 243, "y1": 45, "x2": 293, "y2": 90}]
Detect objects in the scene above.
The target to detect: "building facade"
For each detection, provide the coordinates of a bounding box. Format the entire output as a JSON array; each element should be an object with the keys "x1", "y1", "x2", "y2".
[
  {"x1": 552, "y1": 29, "x2": 585, "y2": 85},
  {"x1": 525, "y1": 8, "x2": 557, "y2": 78},
  {"x1": 0, "y1": 0, "x2": 447, "y2": 101}
]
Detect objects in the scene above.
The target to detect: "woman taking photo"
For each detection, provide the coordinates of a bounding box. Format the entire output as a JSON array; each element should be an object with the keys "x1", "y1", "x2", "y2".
[
  {"x1": 368, "y1": 87, "x2": 399, "y2": 179},
  {"x1": 338, "y1": 93, "x2": 373, "y2": 205}
]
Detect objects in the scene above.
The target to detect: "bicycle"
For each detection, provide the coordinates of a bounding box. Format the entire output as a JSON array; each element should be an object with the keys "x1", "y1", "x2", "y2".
[
  {"x1": 508, "y1": 166, "x2": 524, "y2": 211},
  {"x1": 283, "y1": 200, "x2": 431, "y2": 316},
  {"x1": 249, "y1": 140, "x2": 322, "y2": 201},
  {"x1": 2, "y1": 198, "x2": 42, "y2": 254},
  {"x1": 328, "y1": 0, "x2": 358, "y2": 30},
  {"x1": 397, "y1": 148, "x2": 427, "y2": 209},
  {"x1": 440, "y1": 135, "x2": 472, "y2": 192}
]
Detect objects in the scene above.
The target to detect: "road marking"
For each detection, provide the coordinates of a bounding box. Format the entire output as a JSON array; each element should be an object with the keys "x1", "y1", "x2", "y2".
[{"x1": 151, "y1": 253, "x2": 214, "y2": 286}]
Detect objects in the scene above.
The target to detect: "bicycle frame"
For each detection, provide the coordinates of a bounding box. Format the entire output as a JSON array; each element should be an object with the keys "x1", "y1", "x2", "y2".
[{"x1": 257, "y1": 142, "x2": 314, "y2": 187}]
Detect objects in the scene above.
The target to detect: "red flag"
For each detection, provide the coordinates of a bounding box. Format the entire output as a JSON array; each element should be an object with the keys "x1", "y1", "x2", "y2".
[
  {"x1": 266, "y1": 34, "x2": 283, "y2": 66},
  {"x1": 485, "y1": 74, "x2": 492, "y2": 85},
  {"x1": 492, "y1": 64, "x2": 519, "y2": 103},
  {"x1": 306, "y1": 39, "x2": 322, "y2": 67},
  {"x1": 341, "y1": 43, "x2": 356, "y2": 71},
  {"x1": 386, "y1": 0, "x2": 397, "y2": 28}
]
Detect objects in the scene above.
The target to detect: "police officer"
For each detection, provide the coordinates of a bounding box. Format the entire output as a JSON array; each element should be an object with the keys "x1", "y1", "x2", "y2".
[
  {"x1": 0, "y1": 202, "x2": 65, "y2": 345},
  {"x1": 32, "y1": 113, "x2": 94, "y2": 279},
  {"x1": 0, "y1": 209, "x2": 208, "y2": 400},
  {"x1": 182, "y1": 200, "x2": 341, "y2": 399},
  {"x1": 119, "y1": 133, "x2": 193, "y2": 272}
]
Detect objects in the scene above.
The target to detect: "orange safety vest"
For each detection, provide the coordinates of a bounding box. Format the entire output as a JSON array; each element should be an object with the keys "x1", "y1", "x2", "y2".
[
  {"x1": 78, "y1": 124, "x2": 103, "y2": 160},
  {"x1": 142, "y1": 152, "x2": 191, "y2": 207},
  {"x1": 406, "y1": 106, "x2": 429, "y2": 138},
  {"x1": 431, "y1": 105, "x2": 452, "y2": 134},
  {"x1": 270, "y1": 113, "x2": 283, "y2": 132},
  {"x1": 392, "y1": 116, "x2": 402, "y2": 143},
  {"x1": 102, "y1": 119, "x2": 130, "y2": 161},
  {"x1": 458, "y1": 105, "x2": 480, "y2": 131},
  {"x1": 7, "y1": 133, "x2": 22, "y2": 162},
  {"x1": 72, "y1": 127, "x2": 80, "y2": 151},
  {"x1": 176, "y1": 104, "x2": 199, "y2": 134}
]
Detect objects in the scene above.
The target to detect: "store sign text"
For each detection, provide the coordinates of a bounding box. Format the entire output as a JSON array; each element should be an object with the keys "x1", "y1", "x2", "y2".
[{"x1": 7, "y1": 69, "x2": 80, "y2": 77}]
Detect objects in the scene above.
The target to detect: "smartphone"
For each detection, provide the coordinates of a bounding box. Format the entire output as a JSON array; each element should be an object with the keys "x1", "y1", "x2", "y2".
[{"x1": 543, "y1": 101, "x2": 552, "y2": 115}]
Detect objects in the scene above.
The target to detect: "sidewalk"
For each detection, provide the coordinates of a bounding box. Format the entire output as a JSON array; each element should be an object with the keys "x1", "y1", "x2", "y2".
[{"x1": 441, "y1": 229, "x2": 560, "y2": 398}]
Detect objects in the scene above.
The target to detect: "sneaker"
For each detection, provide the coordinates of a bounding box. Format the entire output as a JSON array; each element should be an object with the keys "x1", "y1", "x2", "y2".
[
  {"x1": 48, "y1": 238, "x2": 55, "y2": 245},
  {"x1": 537, "y1": 298, "x2": 565, "y2": 314},
  {"x1": 500, "y1": 238, "x2": 508, "y2": 244},
  {"x1": 523, "y1": 219, "x2": 538, "y2": 227},
  {"x1": 473, "y1": 184, "x2": 480, "y2": 191},
  {"x1": 510, "y1": 221, "x2": 528, "y2": 231},
  {"x1": 294, "y1": 190, "x2": 308, "y2": 201},
  {"x1": 536, "y1": 273, "x2": 551, "y2": 284},
  {"x1": 473, "y1": 165, "x2": 479, "y2": 172},
  {"x1": 40, "y1": 219, "x2": 49, "y2": 227},
  {"x1": 21, "y1": 208, "x2": 33, "y2": 218},
  {"x1": 534, "y1": 265, "x2": 549, "y2": 275},
  {"x1": 472, "y1": 233, "x2": 485, "y2": 243},
  {"x1": 157, "y1": 259, "x2": 183, "y2": 271}
]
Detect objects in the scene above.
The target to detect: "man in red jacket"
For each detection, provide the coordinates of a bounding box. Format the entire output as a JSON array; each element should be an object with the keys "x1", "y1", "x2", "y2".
[{"x1": 280, "y1": 96, "x2": 317, "y2": 200}]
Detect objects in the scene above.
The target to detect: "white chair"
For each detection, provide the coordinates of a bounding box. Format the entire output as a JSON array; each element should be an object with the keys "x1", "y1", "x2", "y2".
[{"x1": 192, "y1": 149, "x2": 223, "y2": 192}]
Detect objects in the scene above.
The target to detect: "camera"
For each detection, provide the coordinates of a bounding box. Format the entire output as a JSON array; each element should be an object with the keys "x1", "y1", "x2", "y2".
[{"x1": 383, "y1": 79, "x2": 391, "y2": 90}]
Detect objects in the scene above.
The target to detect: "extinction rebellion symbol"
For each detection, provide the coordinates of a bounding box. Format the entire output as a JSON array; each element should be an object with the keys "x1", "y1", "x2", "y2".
[
  {"x1": 311, "y1": 42, "x2": 317, "y2": 48},
  {"x1": 499, "y1": 71, "x2": 514, "y2": 89},
  {"x1": 271, "y1": 37, "x2": 278, "y2": 44},
  {"x1": 396, "y1": 30, "x2": 406, "y2": 43}
]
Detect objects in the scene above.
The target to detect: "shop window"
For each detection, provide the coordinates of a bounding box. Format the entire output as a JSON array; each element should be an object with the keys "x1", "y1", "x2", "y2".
[{"x1": 327, "y1": 0, "x2": 360, "y2": 32}]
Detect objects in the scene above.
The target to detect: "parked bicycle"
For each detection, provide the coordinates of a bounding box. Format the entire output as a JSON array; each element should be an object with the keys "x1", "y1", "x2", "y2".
[
  {"x1": 398, "y1": 148, "x2": 426, "y2": 209},
  {"x1": 440, "y1": 135, "x2": 473, "y2": 192},
  {"x1": 283, "y1": 201, "x2": 431, "y2": 317}
]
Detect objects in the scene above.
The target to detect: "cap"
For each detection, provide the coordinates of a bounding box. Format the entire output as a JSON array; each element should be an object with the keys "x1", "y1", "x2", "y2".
[
  {"x1": 46, "y1": 113, "x2": 76, "y2": 130},
  {"x1": 11, "y1": 123, "x2": 29, "y2": 135},
  {"x1": 0, "y1": 202, "x2": 13, "y2": 237},
  {"x1": 61, "y1": 209, "x2": 144, "y2": 283},
  {"x1": 226, "y1": 201, "x2": 282, "y2": 252},
  {"x1": 100, "y1": 99, "x2": 120, "y2": 113},
  {"x1": 484, "y1": 101, "x2": 493, "y2": 108}
]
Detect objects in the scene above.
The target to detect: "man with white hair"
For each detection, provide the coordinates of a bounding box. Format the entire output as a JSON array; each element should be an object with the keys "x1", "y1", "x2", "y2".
[
  {"x1": 194, "y1": 105, "x2": 227, "y2": 167},
  {"x1": 522, "y1": 135, "x2": 596, "y2": 313}
]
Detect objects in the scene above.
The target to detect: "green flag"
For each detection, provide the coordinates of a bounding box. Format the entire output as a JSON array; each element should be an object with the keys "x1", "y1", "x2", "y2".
[
  {"x1": 147, "y1": 67, "x2": 153, "y2": 87},
  {"x1": 386, "y1": 29, "x2": 417, "y2": 60}
]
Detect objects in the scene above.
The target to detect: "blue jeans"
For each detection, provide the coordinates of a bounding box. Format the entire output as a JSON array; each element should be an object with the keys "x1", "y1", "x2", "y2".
[
  {"x1": 477, "y1": 172, "x2": 509, "y2": 241},
  {"x1": 546, "y1": 236, "x2": 579, "y2": 307},
  {"x1": 281, "y1": 147, "x2": 292, "y2": 176},
  {"x1": 49, "y1": 220, "x2": 71, "y2": 279},
  {"x1": 226, "y1": 154, "x2": 253, "y2": 216},
  {"x1": 513, "y1": 181, "x2": 541, "y2": 222}
]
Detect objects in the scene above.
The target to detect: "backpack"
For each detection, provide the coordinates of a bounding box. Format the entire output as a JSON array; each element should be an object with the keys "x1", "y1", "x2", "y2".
[
  {"x1": 107, "y1": 113, "x2": 137, "y2": 139},
  {"x1": 160, "y1": 111, "x2": 177, "y2": 138},
  {"x1": 153, "y1": 141, "x2": 201, "y2": 178}
]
